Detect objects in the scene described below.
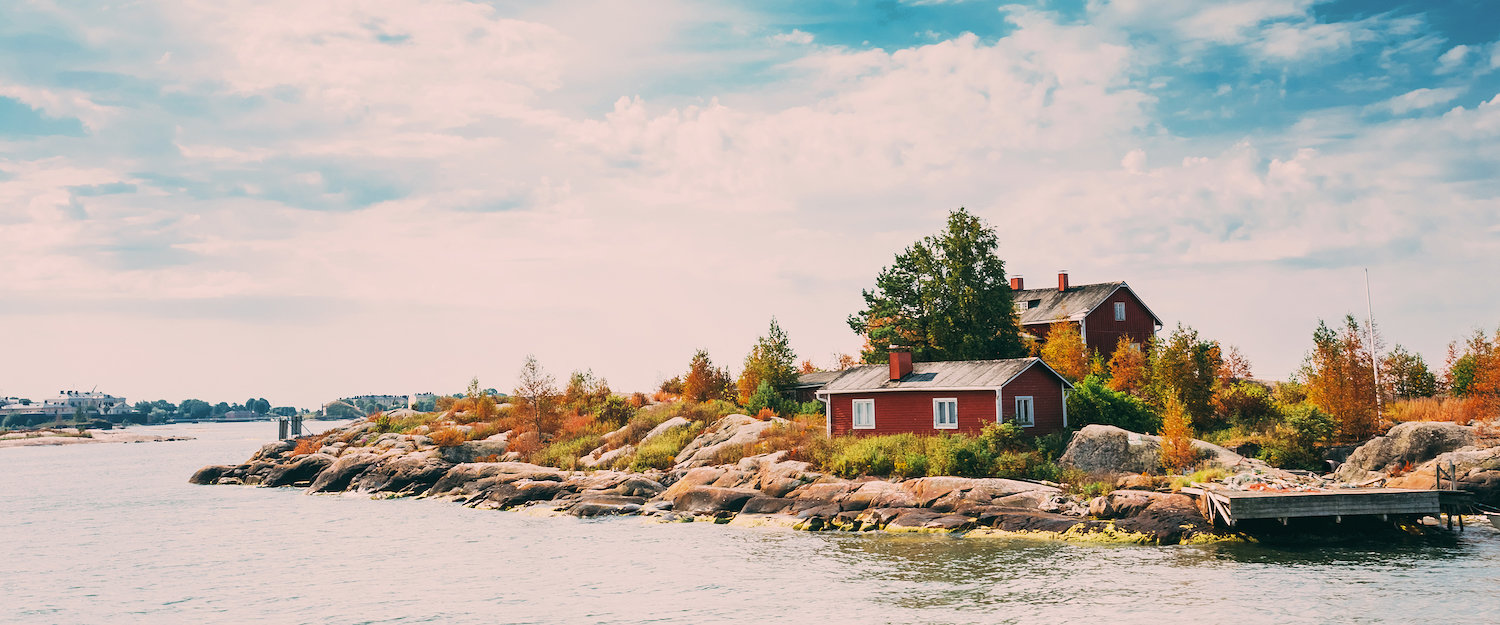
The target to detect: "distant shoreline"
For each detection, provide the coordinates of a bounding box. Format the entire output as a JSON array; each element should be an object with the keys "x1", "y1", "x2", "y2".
[{"x1": 0, "y1": 429, "x2": 194, "y2": 449}]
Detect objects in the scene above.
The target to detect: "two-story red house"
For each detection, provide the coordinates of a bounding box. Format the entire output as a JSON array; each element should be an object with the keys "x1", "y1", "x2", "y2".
[
  {"x1": 817, "y1": 350, "x2": 1072, "y2": 437},
  {"x1": 1010, "y1": 272, "x2": 1162, "y2": 354}
]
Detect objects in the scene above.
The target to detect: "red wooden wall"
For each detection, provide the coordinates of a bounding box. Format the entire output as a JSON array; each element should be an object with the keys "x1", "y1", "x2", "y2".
[
  {"x1": 828, "y1": 390, "x2": 996, "y2": 437},
  {"x1": 826, "y1": 368, "x2": 1068, "y2": 437},
  {"x1": 997, "y1": 365, "x2": 1067, "y2": 435},
  {"x1": 1083, "y1": 287, "x2": 1157, "y2": 354}
]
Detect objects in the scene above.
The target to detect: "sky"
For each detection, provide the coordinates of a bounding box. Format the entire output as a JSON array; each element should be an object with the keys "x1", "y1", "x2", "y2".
[{"x1": 1, "y1": 0, "x2": 1498, "y2": 409}]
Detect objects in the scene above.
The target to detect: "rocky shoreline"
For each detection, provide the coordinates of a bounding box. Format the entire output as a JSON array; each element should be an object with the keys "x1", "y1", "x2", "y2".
[
  {"x1": 190, "y1": 416, "x2": 1235, "y2": 545},
  {"x1": 190, "y1": 414, "x2": 1500, "y2": 544}
]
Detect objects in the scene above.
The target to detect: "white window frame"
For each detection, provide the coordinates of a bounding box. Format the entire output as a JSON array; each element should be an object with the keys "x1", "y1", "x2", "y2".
[
  {"x1": 852, "y1": 399, "x2": 875, "y2": 430},
  {"x1": 932, "y1": 397, "x2": 959, "y2": 430},
  {"x1": 1013, "y1": 396, "x2": 1035, "y2": 428},
  {"x1": 1114, "y1": 302, "x2": 1126, "y2": 322}
]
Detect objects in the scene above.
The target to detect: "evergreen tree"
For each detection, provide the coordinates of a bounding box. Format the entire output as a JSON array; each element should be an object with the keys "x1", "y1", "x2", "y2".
[
  {"x1": 848, "y1": 208, "x2": 1024, "y2": 363},
  {"x1": 737, "y1": 317, "x2": 799, "y2": 404}
]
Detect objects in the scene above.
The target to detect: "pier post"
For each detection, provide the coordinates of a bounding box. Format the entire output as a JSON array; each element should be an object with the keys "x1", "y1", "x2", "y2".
[{"x1": 278, "y1": 418, "x2": 288, "y2": 440}]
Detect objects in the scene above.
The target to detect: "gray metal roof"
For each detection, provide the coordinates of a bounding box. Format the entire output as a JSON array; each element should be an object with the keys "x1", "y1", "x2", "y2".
[
  {"x1": 794, "y1": 370, "x2": 844, "y2": 388},
  {"x1": 1013, "y1": 281, "x2": 1160, "y2": 326},
  {"x1": 819, "y1": 358, "x2": 1065, "y2": 393}
]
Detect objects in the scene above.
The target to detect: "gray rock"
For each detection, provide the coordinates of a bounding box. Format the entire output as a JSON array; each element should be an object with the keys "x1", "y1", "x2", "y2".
[
  {"x1": 672, "y1": 485, "x2": 761, "y2": 514},
  {"x1": 439, "y1": 439, "x2": 510, "y2": 464},
  {"x1": 1060, "y1": 424, "x2": 1273, "y2": 476},
  {"x1": 639, "y1": 417, "x2": 691, "y2": 446},
  {"x1": 1334, "y1": 421, "x2": 1477, "y2": 481},
  {"x1": 673, "y1": 414, "x2": 787, "y2": 469},
  {"x1": 262, "y1": 453, "x2": 336, "y2": 488},
  {"x1": 307, "y1": 452, "x2": 381, "y2": 493},
  {"x1": 741, "y1": 496, "x2": 795, "y2": 514},
  {"x1": 352, "y1": 452, "x2": 453, "y2": 494},
  {"x1": 189, "y1": 465, "x2": 235, "y2": 485},
  {"x1": 579, "y1": 444, "x2": 634, "y2": 469}
]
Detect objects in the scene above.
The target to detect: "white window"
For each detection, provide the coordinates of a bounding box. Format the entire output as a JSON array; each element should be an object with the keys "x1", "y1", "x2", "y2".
[
  {"x1": 1013, "y1": 396, "x2": 1035, "y2": 427},
  {"x1": 1114, "y1": 302, "x2": 1126, "y2": 322},
  {"x1": 933, "y1": 398, "x2": 958, "y2": 430},
  {"x1": 852, "y1": 399, "x2": 875, "y2": 430}
]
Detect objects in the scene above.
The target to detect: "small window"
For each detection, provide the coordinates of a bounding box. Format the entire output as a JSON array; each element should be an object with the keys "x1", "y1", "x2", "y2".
[
  {"x1": 1114, "y1": 302, "x2": 1126, "y2": 322},
  {"x1": 1013, "y1": 396, "x2": 1035, "y2": 427},
  {"x1": 852, "y1": 399, "x2": 875, "y2": 430},
  {"x1": 1028, "y1": 299, "x2": 1041, "y2": 309},
  {"x1": 933, "y1": 398, "x2": 958, "y2": 430}
]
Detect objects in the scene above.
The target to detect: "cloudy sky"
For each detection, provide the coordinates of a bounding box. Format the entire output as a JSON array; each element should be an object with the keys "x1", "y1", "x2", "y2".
[{"x1": 2, "y1": 0, "x2": 1498, "y2": 408}]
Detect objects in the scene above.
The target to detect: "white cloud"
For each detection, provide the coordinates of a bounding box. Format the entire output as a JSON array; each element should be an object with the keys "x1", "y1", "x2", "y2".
[
  {"x1": 1437, "y1": 44, "x2": 1469, "y2": 74},
  {"x1": 2, "y1": 1, "x2": 1498, "y2": 405},
  {"x1": 771, "y1": 29, "x2": 814, "y2": 45},
  {"x1": 1376, "y1": 87, "x2": 1464, "y2": 115}
]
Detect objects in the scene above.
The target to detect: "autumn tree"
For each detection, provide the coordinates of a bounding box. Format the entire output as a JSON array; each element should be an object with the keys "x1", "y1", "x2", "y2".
[
  {"x1": 1158, "y1": 391, "x2": 1198, "y2": 473},
  {"x1": 799, "y1": 360, "x2": 818, "y2": 374},
  {"x1": 514, "y1": 355, "x2": 558, "y2": 435},
  {"x1": 1146, "y1": 324, "x2": 1223, "y2": 430},
  {"x1": 848, "y1": 207, "x2": 1025, "y2": 363},
  {"x1": 1445, "y1": 328, "x2": 1500, "y2": 414},
  {"x1": 736, "y1": 317, "x2": 799, "y2": 404},
  {"x1": 1301, "y1": 315, "x2": 1378, "y2": 443},
  {"x1": 1106, "y1": 336, "x2": 1149, "y2": 396},
  {"x1": 1039, "y1": 320, "x2": 1089, "y2": 382},
  {"x1": 683, "y1": 350, "x2": 735, "y2": 403},
  {"x1": 1382, "y1": 345, "x2": 1437, "y2": 399},
  {"x1": 834, "y1": 353, "x2": 858, "y2": 371},
  {"x1": 1217, "y1": 345, "x2": 1253, "y2": 384},
  {"x1": 563, "y1": 369, "x2": 611, "y2": 415}
]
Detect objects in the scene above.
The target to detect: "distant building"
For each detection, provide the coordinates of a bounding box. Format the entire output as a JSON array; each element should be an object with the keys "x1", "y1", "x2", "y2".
[
  {"x1": 0, "y1": 390, "x2": 127, "y2": 420},
  {"x1": 1010, "y1": 272, "x2": 1162, "y2": 352}
]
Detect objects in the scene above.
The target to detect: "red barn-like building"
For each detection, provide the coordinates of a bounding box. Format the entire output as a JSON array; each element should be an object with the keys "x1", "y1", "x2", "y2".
[
  {"x1": 1010, "y1": 272, "x2": 1162, "y2": 353},
  {"x1": 817, "y1": 351, "x2": 1073, "y2": 437}
]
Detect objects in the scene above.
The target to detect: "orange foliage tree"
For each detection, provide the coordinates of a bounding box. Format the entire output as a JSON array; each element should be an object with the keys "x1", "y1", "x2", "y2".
[
  {"x1": 1158, "y1": 391, "x2": 1197, "y2": 472},
  {"x1": 1218, "y1": 345, "x2": 1254, "y2": 384},
  {"x1": 799, "y1": 360, "x2": 818, "y2": 374},
  {"x1": 834, "y1": 353, "x2": 858, "y2": 370},
  {"x1": 1446, "y1": 327, "x2": 1500, "y2": 416},
  {"x1": 1039, "y1": 320, "x2": 1089, "y2": 382},
  {"x1": 1302, "y1": 315, "x2": 1379, "y2": 443},
  {"x1": 1106, "y1": 336, "x2": 1148, "y2": 396},
  {"x1": 683, "y1": 349, "x2": 735, "y2": 403}
]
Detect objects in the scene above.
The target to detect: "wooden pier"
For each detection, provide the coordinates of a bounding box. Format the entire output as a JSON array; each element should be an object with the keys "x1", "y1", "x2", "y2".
[{"x1": 1182, "y1": 487, "x2": 1475, "y2": 528}]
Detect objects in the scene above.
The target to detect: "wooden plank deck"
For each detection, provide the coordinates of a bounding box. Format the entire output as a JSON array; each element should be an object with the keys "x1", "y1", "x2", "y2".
[{"x1": 1186, "y1": 487, "x2": 1445, "y2": 526}]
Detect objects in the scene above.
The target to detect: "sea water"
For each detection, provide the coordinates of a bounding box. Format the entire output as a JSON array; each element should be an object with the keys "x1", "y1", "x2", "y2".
[{"x1": 3, "y1": 421, "x2": 1499, "y2": 625}]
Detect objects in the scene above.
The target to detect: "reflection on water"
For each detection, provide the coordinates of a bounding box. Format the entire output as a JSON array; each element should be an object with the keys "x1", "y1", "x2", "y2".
[{"x1": 2, "y1": 421, "x2": 1499, "y2": 625}]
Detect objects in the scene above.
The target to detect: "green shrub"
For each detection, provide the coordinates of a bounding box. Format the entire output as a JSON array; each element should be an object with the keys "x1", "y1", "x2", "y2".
[
  {"x1": 977, "y1": 422, "x2": 1028, "y2": 454},
  {"x1": 1066, "y1": 375, "x2": 1160, "y2": 433},
  {"x1": 826, "y1": 434, "x2": 926, "y2": 478},
  {"x1": 1031, "y1": 431, "x2": 1072, "y2": 463},
  {"x1": 530, "y1": 434, "x2": 604, "y2": 470},
  {"x1": 629, "y1": 422, "x2": 704, "y2": 471},
  {"x1": 929, "y1": 435, "x2": 993, "y2": 477},
  {"x1": 594, "y1": 395, "x2": 638, "y2": 428},
  {"x1": 797, "y1": 400, "x2": 825, "y2": 416},
  {"x1": 894, "y1": 452, "x2": 929, "y2": 478}
]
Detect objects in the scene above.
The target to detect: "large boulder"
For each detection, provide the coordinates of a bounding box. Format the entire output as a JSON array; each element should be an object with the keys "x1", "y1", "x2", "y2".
[
  {"x1": 579, "y1": 444, "x2": 634, "y2": 469},
  {"x1": 639, "y1": 417, "x2": 691, "y2": 446},
  {"x1": 307, "y1": 452, "x2": 382, "y2": 493},
  {"x1": 673, "y1": 414, "x2": 787, "y2": 469},
  {"x1": 1334, "y1": 422, "x2": 1478, "y2": 482},
  {"x1": 189, "y1": 465, "x2": 236, "y2": 485},
  {"x1": 1060, "y1": 424, "x2": 1270, "y2": 475},
  {"x1": 439, "y1": 439, "x2": 510, "y2": 464},
  {"x1": 1386, "y1": 445, "x2": 1500, "y2": 505},
  {"x1": 671, "y1": 485, "x2": 761, "y2": 515},
  {"x1": 352, "y1": 452, "x2": 453, "y2": 494},
  {"x1": 262, "y1": 453, "x2": 336, "y2": 487}
]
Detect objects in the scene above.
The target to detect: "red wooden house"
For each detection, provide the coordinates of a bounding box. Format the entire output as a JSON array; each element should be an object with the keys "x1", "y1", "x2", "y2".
[
  {"x1": 817, "y1": 350, "x2": 1073, "y2": 437},
  {"x1": 1010, "y1": 272, "x2": 1162, "y2": 354}
]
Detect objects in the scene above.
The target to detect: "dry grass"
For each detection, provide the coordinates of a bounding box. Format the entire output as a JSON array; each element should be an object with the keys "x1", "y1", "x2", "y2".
[
  {"x1": 1388, "y1": 397, "x2": 1485, "y2": 426},
  {"x1": 289, "y1": 433, "x2": 329, "y2": 457},
  {"x1": 430, "y1": 427, "x2": 466, "y2": 447}
]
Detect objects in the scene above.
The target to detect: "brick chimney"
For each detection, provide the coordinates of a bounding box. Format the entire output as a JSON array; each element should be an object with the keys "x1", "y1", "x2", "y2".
[
  {"x1": 1057, "y1": 270, "x2": 1069, "y2": 292},
  {"x1": 888, "y1": 346, "x2": 913, "y2": 381},
  {"x1": 1009, "y1": 275, "x2": 1024, "y2": 291}
]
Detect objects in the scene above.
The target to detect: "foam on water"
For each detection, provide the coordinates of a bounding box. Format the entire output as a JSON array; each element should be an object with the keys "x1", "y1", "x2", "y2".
[{"x1": 3, "y1": 422, "x2": 1499, "y2": 625}]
